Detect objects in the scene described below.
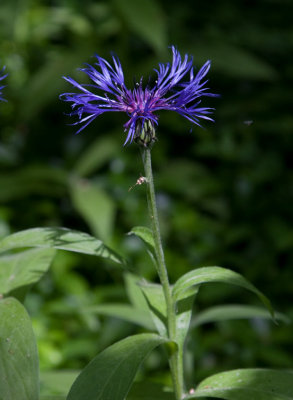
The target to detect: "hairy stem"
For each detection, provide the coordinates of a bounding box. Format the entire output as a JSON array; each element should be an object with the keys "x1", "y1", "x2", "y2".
[{"x1": 142, "y1": 147, "x2": 184, "y2": 399}]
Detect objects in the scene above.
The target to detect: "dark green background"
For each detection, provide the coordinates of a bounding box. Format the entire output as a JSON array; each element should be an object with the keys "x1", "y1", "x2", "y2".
[{"x1": 0, "y1": 0, "x2": 292, "y2": 385}]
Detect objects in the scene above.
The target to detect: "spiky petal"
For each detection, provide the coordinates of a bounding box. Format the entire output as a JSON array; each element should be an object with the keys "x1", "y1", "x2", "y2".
[
  {"x1": 60, "y1": 46, "x2": 218, "y2": 145},
  {"x1": 0, "y1": 66, "x2": 8, "y2": 102}
]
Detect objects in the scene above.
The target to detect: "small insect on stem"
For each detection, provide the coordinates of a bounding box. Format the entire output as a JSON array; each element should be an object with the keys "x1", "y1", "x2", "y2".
[{"x1": 128, "y1": 176, "x2": 148, "y2": 191}]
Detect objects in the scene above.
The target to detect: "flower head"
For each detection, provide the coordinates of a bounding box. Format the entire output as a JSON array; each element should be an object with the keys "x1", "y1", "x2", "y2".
[
  {"x1": 0, "y1": 66, "x2": 8, "y2": 102},
  {"x1": 60, "y1": 46, "x2": 218, "y2": 146}
]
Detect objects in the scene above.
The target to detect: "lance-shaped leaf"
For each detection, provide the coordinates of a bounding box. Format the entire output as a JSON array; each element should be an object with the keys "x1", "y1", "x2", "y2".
[
  {"x1": 113, "y1": 0, "x2": 167, "y2": 54},
  {"x1": 85, "y1": 274, "x2": 155, "y2": 331},
  {"x1": 40, "y1": 396, "x2": 66, "y2": 400},
  {"x1": 172, "y1": 266, "x2": 274, "y2": 318},
  {"x1": 139, "y1": 281, "x2": 167, "y2": 337},
  {"x1": 175, "y1": 292, "x2": 198, "y2": 349},
  {"x1": 0, "y1": 247, "x2": 56, "y2": 296},
  {"x1": 139, "y1": 280, "x2": 197, "y2": 350},
  {"x1": 70, "y1": 180, "x2": 115, "y2": 242},
  {"x1": 0, "y1": 227, "x2": 124, "y2": 264},
  {"x1": 128, "y1": 226, "x2": 157, "y2": 266},
  {"x1": 124, "y1": 272, "x2": 150, "y2": 312},
  {"x1": 188, "y1": 369, "x2": 293, "y2": 399},
  {"x1": 85, "y1": 303, "x2": 154, "y2": 330},
  {"x1": 128, "y1": 381, "x2": 175, "y2": 400},
  {"x1": 66, "y1": 333, "x2": 168, "y2": 400},
  {"x1": 0, "y1": 297, "x2": 39, "y2": 400},
  {"x1": 73, "y1": 136, "x2": 120, "y2": 177},
  {"x1": 192, "y1": 304, "x2": 290, "y2": 328},
  {"x1": 128, "y1": 226, "x2": 155, "y2": 251},
  {"x1": 40, "y1": 370, "x2": 79, "y2": 398}
]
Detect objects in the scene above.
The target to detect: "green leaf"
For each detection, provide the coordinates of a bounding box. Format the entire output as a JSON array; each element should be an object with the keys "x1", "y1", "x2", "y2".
[
  {"x1": 139, "y1": 281, "x2": 167, "y2": 337},
  {"x1": 175, "y1": 292, "x2": 197, "y2": 349},
  {"x1": 66, "y1": 333, "x2": 168, "y2": 400},
  {"x1": 172, "y1": 287, "x2": 199, "y2": 369},
  {"x1": 0, "y1": 166, "x2": 67, "y2": 202},
  {"x1": 124, "y1": 272, "x2": 150, "y2": 311},
  {"x1": 0, "y1": 247, "x2": 56, "y2": 296},
  {"x1": 128, "y1": 226, "x2": 157, "y2": 265},
  {"x1": 192, "y1": 304, "x2": 290, "y2": 327},
  {"x1": 139, "y1": 279, "x2": 195, "y2": 351},
  {"x1": 40, "y1": 370, "x2": 79, "y2": 397},
  {"x1": 70, "y1": 179, "x2": 115, "y2": 241},
  {"x1": 0, "y1": 297, "x2": 39, "y2": 400},
  {"x1": 40, "y1": 397, "x2": 66, "y2": 400},
  {"x1": 20, "y1": 48, "x2": 93, "y2": 120},
  {"x1": 189, "y1": 42, "x2": 277, "y2": 81},
  {"x1": 113, "y1": 0, "x2": 167, "y2": 54},
  {"x1": 128, "y1": 381, "x2": 175, "y2": 399},
  {"x1": 73, "y1": 136, "x2": 120, "y2": 177},
  {"x1": 189, "y1": 369, "x2": 293, "y2": 399},
  {"x1": 172, "y1": 266, "x2": 274, "y2": 318},
  {"x1": 128, "y1": 226, "x2": 155, "y2": 251},
  {"x1": 0, "y1": 227, "x2": 124, "y2": 264},
  {"x1": 85, "y1": 303, "x2": 154, "y2": 330}
]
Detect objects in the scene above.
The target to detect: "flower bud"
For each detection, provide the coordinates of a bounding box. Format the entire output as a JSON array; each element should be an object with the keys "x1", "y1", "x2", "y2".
[{"x1": 134, "y1": 120, "x2": 156, "y2": 148}]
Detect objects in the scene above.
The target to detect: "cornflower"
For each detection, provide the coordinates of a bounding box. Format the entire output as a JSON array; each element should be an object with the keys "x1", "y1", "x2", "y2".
[
  {"x1": 0, "y1": 66, "x2": 7, "y2": 102},
  {"x1": 60, "y1": 46, "x2": 218, "y2": 146}
]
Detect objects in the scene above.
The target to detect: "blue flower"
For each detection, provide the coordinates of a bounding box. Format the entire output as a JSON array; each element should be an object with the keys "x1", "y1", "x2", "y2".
[
  {"x1": 0, "y1": 66, "x2": 8, "y2": 102},
  {"x1": 60, "y1": 46, "x2": 218, "y2": 146}
]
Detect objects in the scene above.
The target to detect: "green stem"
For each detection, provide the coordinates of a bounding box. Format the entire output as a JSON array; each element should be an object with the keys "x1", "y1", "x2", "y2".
[{"x1": 142, "y1": 148, "x2": 184, "y2": 399}]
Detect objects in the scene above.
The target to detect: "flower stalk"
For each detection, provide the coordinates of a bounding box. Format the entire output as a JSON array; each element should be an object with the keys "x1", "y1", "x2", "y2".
[{"x1": 142, "y1": 147, "x2": 184, "y2": 399}]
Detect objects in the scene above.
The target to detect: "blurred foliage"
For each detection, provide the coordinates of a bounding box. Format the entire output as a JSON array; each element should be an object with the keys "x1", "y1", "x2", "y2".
[{"x1": 0, "y1": 0, "x2": 293, "y2": 387}]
